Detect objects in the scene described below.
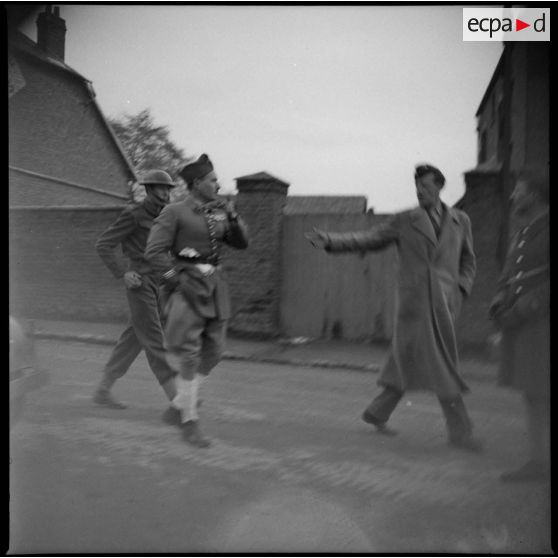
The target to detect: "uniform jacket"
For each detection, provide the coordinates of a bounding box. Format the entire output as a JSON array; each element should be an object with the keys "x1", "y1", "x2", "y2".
[
  {"x1": 96, "y1": 196, "x2": 166, "y2": 278},
  {"x1": 492, "y1": 210, "x2": 549, "y2": 396},
  {"x1": 326, "y1": 204, "x2": 476, "y2": 398},
  {"x1": 145, "y1": 196, "x2": 249, "y2": 320}
]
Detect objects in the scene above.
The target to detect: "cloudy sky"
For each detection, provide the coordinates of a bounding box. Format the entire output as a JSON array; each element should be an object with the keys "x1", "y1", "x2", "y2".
[{"x1": 22, "y1": 4, "x2": 502, "y2": 212}]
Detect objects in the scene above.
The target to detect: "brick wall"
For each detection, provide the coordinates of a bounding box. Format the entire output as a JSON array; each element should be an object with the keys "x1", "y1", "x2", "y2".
[
  {"x1": 8, "y1": 51, "x2": 132, "y2": 205},
  {"x1": 8, "y1": 173, "x2": 512, "y2": 351},
  {"x1": 222, "y1": 174, "x2": 290, "y2": 337},
  {"x1": 10, "y1": 207, "x2": 129, "y2": 321}
]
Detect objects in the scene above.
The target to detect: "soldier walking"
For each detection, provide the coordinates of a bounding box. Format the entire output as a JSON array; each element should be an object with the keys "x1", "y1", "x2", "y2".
[
  {"x1": 489, "y1": 166, "x2": 549, "y2": 482},
  {"x1": 145, "y1": 154, "x2": 249, "y2": 447},
  {"x1": 307, "y1": 164, "x2": 482, "y2": 452},
  {"x1": 94, "y1": 170, "x2": 178, "y2": 409}
]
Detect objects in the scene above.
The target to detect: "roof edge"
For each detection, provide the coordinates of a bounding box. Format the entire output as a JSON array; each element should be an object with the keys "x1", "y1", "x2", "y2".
[{"x1": 475, "y1": 47, "x2": 506, "y2": 117}]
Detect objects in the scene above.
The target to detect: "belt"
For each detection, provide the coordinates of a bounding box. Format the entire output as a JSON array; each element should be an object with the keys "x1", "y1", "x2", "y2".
[{"x1": 176, "y1": 259, "x2": 221, "y2": 277}]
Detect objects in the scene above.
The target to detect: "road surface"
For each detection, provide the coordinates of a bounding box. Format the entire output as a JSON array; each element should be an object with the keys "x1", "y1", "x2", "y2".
[{"x1": 9, "y1": 339, "x2": 552, "y2": 554}]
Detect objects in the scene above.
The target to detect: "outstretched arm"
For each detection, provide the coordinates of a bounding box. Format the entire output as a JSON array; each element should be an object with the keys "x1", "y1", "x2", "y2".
[{"x1": 306, "y1": 215, "x2": 399, "y2": 254}]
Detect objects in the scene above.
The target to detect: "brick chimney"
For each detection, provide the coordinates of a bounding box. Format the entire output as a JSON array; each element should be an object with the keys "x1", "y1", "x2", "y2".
[{"x1": 37, "y1": 6, "x2": 66, "y2": 61}]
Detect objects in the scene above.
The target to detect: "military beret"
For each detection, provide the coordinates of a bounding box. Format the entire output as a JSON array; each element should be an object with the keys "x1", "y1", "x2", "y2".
[
  {"x1": 179, "y1": 154, "x2": 214, "y2": 183},
  {"x1": 414, "y1": 163, "x2": 445, "y2": 187}
]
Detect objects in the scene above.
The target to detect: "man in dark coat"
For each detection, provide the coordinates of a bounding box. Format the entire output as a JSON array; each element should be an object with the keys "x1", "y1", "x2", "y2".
[
  {"x1": 489, "y1": 166, "x2": 549, "y2": 482},
  {"x1": 307, "y1": 164, "x2": 481, "y2": 452},
  {"x1": 145, "y1": 154, "x2": 249, "y2": 447},
  {"x1": 94, "y1": 170, "x2": 178, "y2": 409}
]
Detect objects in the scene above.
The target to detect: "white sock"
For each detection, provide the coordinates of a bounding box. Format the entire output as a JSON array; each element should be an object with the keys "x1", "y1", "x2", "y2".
[
  {"x1": 196, "y1": 374, "x2": 208, "y2": 392},
  {"x1": 173, "y1": 377, "x2": 198, "y2": 423},
  {"x1": 189, "y1": 375, "x2": 200, "y2": 422}
]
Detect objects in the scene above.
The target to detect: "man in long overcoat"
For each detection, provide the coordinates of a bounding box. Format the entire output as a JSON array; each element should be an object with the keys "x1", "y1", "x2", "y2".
[
  {"x1": 489, "y1": 166, "x2": 549, "y2": 482},
  {"x1": 307, "y1": 164, "x2": 481, "y2": 452},
  {"x1": 145, "y1": 154, "x2": 249, "y2": 447}
]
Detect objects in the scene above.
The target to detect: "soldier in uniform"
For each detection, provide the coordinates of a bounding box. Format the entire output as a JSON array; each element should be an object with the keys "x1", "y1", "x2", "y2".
[
  {"x1": 145, "y1": 154, "x2": 249, "y2": 447},
  {"x1": 94, "y1": 170, "x2": 178, "y2": 409},
  {"x1": 307, "y1": 164, "x2": 482, "y2": 452},
  {"x1": 489, "y1": 166, "x2": 549, "y2": 482}
]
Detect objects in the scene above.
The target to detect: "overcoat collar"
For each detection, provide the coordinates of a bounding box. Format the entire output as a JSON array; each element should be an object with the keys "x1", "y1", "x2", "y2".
[
  {"x1": 411, "y1": 206, "x2": 438, "y2": 245},
  {"x1": 411, "y1": 204, "x2": 459, "y2": 246},
  {"x1": 445, "y1": 205, "x2": 461, "y2": 225}
]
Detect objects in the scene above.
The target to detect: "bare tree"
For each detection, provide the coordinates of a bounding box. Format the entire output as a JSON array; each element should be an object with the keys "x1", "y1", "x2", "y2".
[{"x1": 109, "y1": 108, "x2": 191, "y2": 202}]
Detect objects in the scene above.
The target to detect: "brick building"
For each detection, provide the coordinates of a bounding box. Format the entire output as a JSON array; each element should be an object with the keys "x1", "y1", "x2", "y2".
[
  {"x1": 11, "y1": 8, "x2": 547, "y2": 351},
  {"x1": 456, "y1": 42, "x2": 549, "y2": 349},
  {"x1": 9, "y1": 6, "x2": 136, "y2": 320}
]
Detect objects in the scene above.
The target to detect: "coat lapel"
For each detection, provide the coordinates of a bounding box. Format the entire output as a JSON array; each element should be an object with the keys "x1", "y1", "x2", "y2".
[
  {"x1": 437, "y1": 204, "x2": 459, "y2": 242},
  {"x1": 411, "y1": 208, "x2": 437, "y2": 246},
  {"x1": 432, "y1": 205, "x2": 461, "y2": 259}
]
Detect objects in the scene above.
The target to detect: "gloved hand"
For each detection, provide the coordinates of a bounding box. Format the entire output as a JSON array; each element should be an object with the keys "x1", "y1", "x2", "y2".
[
  {"x1": 305, "y1": 228, "x2": 330, "y2": 250},
  {"x1": 224, "y1": 200, "x2": 239, "y2": 221}
]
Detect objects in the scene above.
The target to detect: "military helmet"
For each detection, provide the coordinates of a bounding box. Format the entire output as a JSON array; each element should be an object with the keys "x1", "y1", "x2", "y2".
[{"x1": 139, "y1": 169, "x2": 175, "y2": 187}]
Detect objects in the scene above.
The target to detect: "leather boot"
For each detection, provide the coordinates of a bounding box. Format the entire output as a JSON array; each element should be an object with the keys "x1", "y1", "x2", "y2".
[
  {"x1": 362, "y1": 386, "x2": 403, "y2": 435},
  {"x1": 93, "y1": 387, "x2": 127, "y2": 409},
  {"x1": 181, "y1": 420, "x2": 211, "y2": 448},
  {"x1": 162, "y1": 406, "x2": 181, "y2": 427},
  {"x1": 162, "y1": 400, "x2": 203, "y2": 427},
  {"x1": 439, "y1": 396, "x2": 482, "y2": 453},
  {"x1": 361, "y1": 410, "x2": 398, "y2": 436}
]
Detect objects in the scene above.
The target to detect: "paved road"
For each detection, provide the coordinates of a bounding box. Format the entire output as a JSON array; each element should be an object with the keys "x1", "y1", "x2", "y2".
[{"x1": 9, "y1": 340, "x2": 551, "y2": 554}]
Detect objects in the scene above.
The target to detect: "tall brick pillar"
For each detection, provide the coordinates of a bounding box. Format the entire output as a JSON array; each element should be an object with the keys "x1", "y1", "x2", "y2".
[{"x1": 223, "y1": 172, "x2": 290, "y2": 337}]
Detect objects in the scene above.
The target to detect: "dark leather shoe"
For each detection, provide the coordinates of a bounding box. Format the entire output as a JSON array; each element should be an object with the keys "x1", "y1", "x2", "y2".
[
  {"x1": 361, "y1": 410, "x2": 397, "y2": 436},
  {"x1": 93, "y1": 388, "x2": 127, "y2": 409},
  {"x1": 162, "y1": 406, "x2": 181, "y2": 427},
  {"x1": 181, "y1": 420, "x2": 211, "y2": 448},
  {"x1": 500, "y1": 461, "x2": 548, "y2": 483},
  {"x1": 449, "y1": 434, "x2": 483, "y2": 453},
  {"x1": 162, "y1": 400, "x2": 204, "y2": 427}
]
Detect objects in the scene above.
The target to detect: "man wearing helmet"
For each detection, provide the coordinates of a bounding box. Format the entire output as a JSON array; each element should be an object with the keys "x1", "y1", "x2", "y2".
[
  {"x1": 94, "y1": 170, "x2": 178, "y2": 409},
  {"x1": 145, "y1": 154, "x2": 249, "y2": 448}
]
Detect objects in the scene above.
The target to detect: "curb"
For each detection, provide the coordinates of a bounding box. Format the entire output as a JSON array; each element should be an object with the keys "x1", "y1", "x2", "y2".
[{"x1": 32, "y1": 331, "x2": 380, "y2": 373}]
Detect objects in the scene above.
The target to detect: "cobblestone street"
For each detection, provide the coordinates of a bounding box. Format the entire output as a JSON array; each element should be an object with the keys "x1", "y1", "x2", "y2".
[{"x1": 9, "y1": 339, "x2": 552, "y2": 554}]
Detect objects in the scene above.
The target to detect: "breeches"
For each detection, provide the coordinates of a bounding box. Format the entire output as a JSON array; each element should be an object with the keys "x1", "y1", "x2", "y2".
[
  {"x1": 104, "y1": 277, "x2": 175, "y2": 385},
  {"x1": 164, "y1": 290, "x2": 227, "y2": 380}
]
